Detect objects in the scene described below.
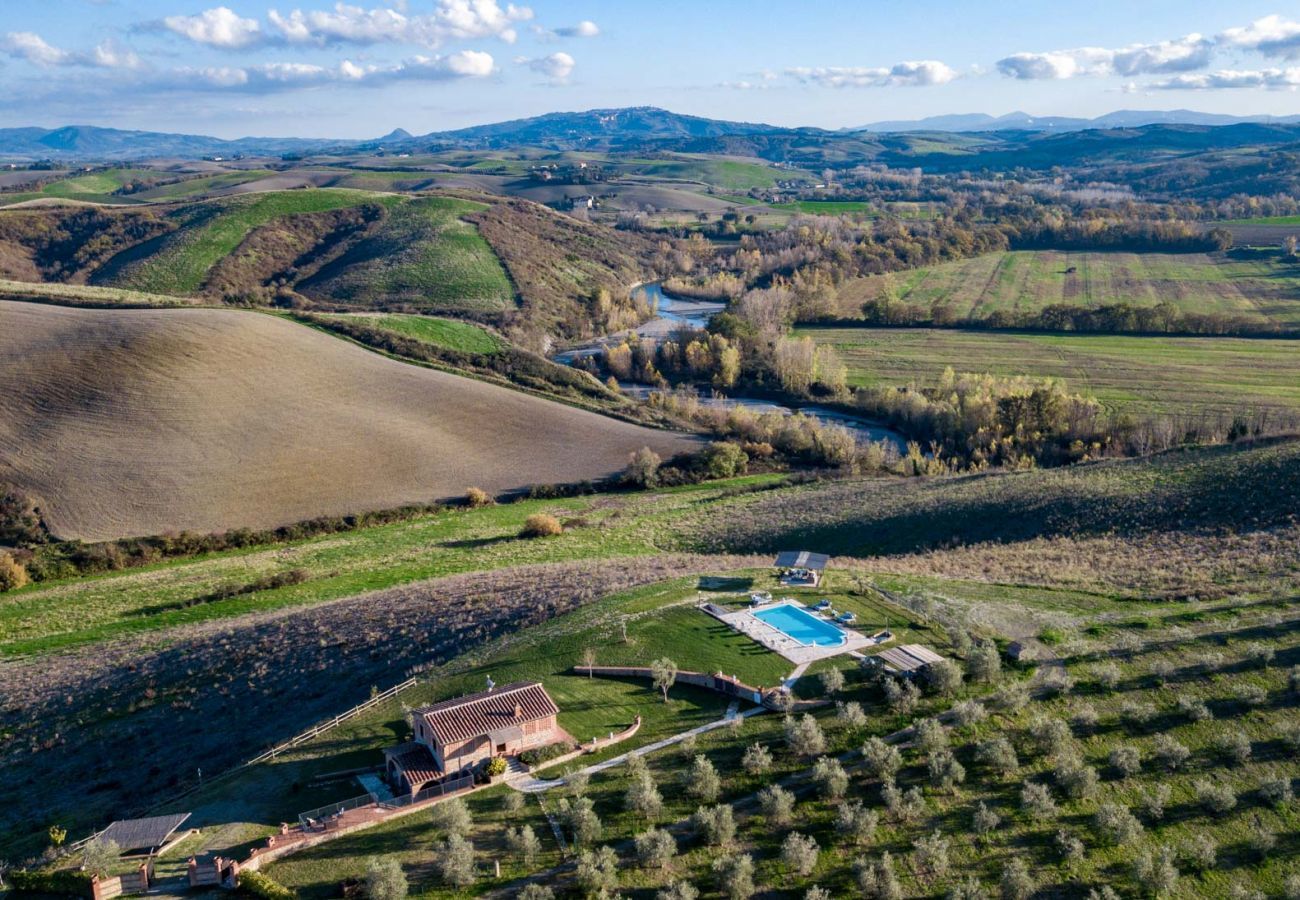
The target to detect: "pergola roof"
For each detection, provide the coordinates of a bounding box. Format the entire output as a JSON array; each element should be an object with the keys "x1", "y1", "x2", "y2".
[
  {"x1": 774, "y1": 550, "x2": 829, "y2": 571},
  {"x1": 98, "y1": 813, "x2": 191, "y2": 853},
  {"x1": 874, "y1": 644, "x2": 945, "y2": 673}
]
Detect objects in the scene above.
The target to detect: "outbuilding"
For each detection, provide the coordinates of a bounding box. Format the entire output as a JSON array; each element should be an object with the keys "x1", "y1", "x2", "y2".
[{"x1": 774, "y1": 550, "x2": 829, "y2": 586}]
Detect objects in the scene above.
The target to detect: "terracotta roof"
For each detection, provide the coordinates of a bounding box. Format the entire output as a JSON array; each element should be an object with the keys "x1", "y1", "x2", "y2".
[
  {"x1": 385, "y1": 741, "x2": 441, "y2": 786},
  {"x1": 415, "y1": 681, "x2": 558, "y2": 745}
]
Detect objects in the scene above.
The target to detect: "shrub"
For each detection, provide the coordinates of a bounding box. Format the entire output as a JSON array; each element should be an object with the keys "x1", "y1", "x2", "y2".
[
  {"x1": 972, "y1": 801, "x2": 1001, "y2": 840},
  {"x1": 1176, "y1": 695, "x2": 1212, "y2": 722},
  {"x1": 0, "y1": 552, "x2": 29, "y2": 591},
  {"x1": 575, "y1": 846, "x2": 618, "y2": 895},
  {"x1": 812, "y1": 756, "x2": 849, "y2": 800},
  {"x1": 519, "y1": 741, "x2": 574, "y2": 767},
  {"x1": 780, "y1": 832, "x2": 819, "y2": 877},
  {"x1": 862, "y1": 736, "x2": 903, "y2": 779},
  {"x1": 240, "y1": 870, "x2": 296, "y2": 900},
  {"x1": 1152, "y1": 734, "x2": 1190, "y2": 771},
  {"x1": 820, "y1": 667, "x2": 846, "y2": 696},
  {"x1": 1071, "y1": 703, "x2": 1100, "y2": 734},
  {"x1": 742, "y1": 742, "x2": 772, "y2": 775},
  {"x1": 657, "y1": 882, "x2": 698, "y2": 900},
  {"x1": 704, "y1": 442, "x2": 749, "y2": 479},
  {"x1": 837, "y1": 700, "x2": 867, "y2": 731},
  {"x1": 952, "y1": 699, "x2": 987, "y2": 728},
  {"x1": 1109, "y1": 745, "x2": 1142, "y2": 778},
  {"x1": 505, "y1": 825, "x2": 541, "y2": 865},
  {"x1": 835, "y1": 799, "x2": 878, "y2": 846},
  {"x1": 429, "y1": 797, "x2": 472, "y2": 836},
  {"x1": 519, "y1": 886, "x2": 554, "y2": 900},
  {"x1": 7, "y1": 869, "x2": 95, "y2": 897},
  {"x1": 1182, "y1": 834, "x2": 1217, "y2": 872},
  {"x1": 1132, "y1": 846, "x2": 1179, "y2": 898},
  {"x1": 464, "y1": 487, "x2": 493, "y2": 508},
  {"x1": 712, "y1": 853, "x2": 755, "y2": 900},
  {"x1": 784, "y1": 714, "x2": 826, "y2": 758},
  {"x1": 693, "y1": 804, "x2": 736, "y2": 847},
  {"x1": 1195, "y1": 780, "x2": 1237, "y2": 814},
  {"x1": 853, "y1": 852, "x2": 901, "y2": 900},
  {"x1": 686, "y1": 755, "x2": 721, "y2": 803},
  {"x1": 435, "y1": 834, "x2": 475, "y2": 887},
  {"x1": 520, "y1": 514, "x2": 563, "y2": 538},
  {"x1": 626, "y1": 446, "x2": 662, "y2": 487},
  {"x1": 1021, "y1": 783, "x2": 1058, "y2": 822},
  {"x1": 1138, "y1": 784, "x2": 1171, "y2": 822},
  {"x1": 1215, "y1": 731, "x2": 1252, "y2": 765},
  {"x1": 364, "y1": 858, "x2": 407, "y2": 900},
  {"x1": 81, "y1": 839, "x2": 120, "y2": 878},
  {"x1": 1260, "y1": 777, "x2": 1295, "y2": 807},
  {"x1": 1000, "y1": 857, "x2": 1034, "y2": 900},
  {"x1": 928, "y1": 750, "x2": 966, "y2": 792},
  {"x1": 976, "y1": 737, "x2": 1018, "y2": 778},
  {"x1": 1028, "y1": 716, "x2": 1072, "y2": 758},
  {"x1": 1094, "y1": 803, "x2": 1143, "y2": 846},
  {"x1": 912, "y1": 830, "x2": 951, "y2": 883},
  {"x1": 1057, "y1": 761, "x2": 1099, "y2": 799},
  {"x1": 758, "y1": 784, "x2": 796, "y2": 827},
  {"x1": 913, "y1": 717, "x2": 948, "y2": 757}
]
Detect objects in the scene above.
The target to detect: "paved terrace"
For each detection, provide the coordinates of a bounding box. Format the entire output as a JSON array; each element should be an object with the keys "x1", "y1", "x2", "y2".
[{"x1": 706, "y1": 601, "x2": 880, "y2": 663}]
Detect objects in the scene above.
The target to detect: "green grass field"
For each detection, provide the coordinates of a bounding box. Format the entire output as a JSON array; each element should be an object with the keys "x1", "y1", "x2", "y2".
[
  {"x1": 131, "y1": 170, "x2": 277, "y2": 201},
  {"x1": 1221, "y1": 215, "x2": 1300, "y2": 225},
  {"x1": 617, "y1": 157, "x2": 793, "y2": 191},
  {"x1": 797, "y1": 325, "x2": 1300, "y2": 416},
  {"x1": 838, "y1": 249, "x2": 1300, "y2": 326},
  {"x1": 105, "y1": 189, "x2": 393, "y2": 294},
  {"x1": 301, "y1": 196, "x2": 513, "y2": 312},
  {"x1": 328, "y1": 313, "x2": 503, "y2": 355},
  {"x1": 773, "y1": 200, "x2": 875, "y2": 215}
]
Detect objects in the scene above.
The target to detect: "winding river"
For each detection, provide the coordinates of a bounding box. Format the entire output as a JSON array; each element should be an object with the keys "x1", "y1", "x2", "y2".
[{"x1": 552, "y1": 282, "x2": 910, "y2": 453}]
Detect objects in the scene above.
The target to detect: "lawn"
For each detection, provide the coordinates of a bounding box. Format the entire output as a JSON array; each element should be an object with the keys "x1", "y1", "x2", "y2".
[
  {"x1": 105, "y1": 188, "x2": 393, "y2": 295},
  {"x1": 325, "y1": 313, "x2": 503, "y2": 355},
  {"x1": 796, "y1": 324, "x2": 1300, "y2": 416},
  {"x1": 836, "y1": 249, "x2": 1300, "y2": 327}
]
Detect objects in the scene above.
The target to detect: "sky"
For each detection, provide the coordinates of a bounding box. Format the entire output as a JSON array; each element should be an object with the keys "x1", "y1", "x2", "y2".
[{"x1": 2, "y1": 0, "x2": 1299, "y2": 138}]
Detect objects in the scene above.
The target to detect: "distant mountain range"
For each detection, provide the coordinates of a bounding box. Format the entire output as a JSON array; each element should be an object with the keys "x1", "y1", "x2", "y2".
[
  {"x1": 4, "y1": 106, "x2": 1300, "y2": 162},
  {"x1": 856, "y1": 109, "x2": 1300, "y2": 133}
]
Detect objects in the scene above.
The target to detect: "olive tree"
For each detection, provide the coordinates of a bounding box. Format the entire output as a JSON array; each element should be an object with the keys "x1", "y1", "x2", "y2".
[
  {"x1": 364, "y1": 858, "x2": 407, "y2": 900},
  {"x1": 651, "y1": 657, "x2": 678, "y2": 702},
  {"x1": 780, "y1": 832, "x2": 819, "y2": 877}
]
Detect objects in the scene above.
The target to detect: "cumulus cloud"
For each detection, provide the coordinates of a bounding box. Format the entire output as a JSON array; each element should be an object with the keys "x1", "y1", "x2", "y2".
[
  {"x1": 786, "y1": 60, "x2": 957, "y2": 88},
  {"x1": 0, "y1": 32, "x2": 72, "y2": 67},
  {"x1": 1149, "y1": 67, "x2": 1300, "y2": 90},
  {"x1": 1, "y1": 32, "x2": 143, "y2": 70},
  {"x1": 998, "y1": 35, "x2": 1211, "y2": 80},
  {"x1": 267, "y1": 0, "x2": 531, "y2": 47},
  {"x1": 554, "y1": 20, "x2": 599, "y2": 38},
  {"x1": 168, "y1": 50, "x2": 495, "y2": 91},
  {"x1": 163, "y1": 7, "x2": 263, "y2": 48},
  {"x1": 516, "y1": 50, "x2": 574, "y2": 81},
  {"x1": 1219, "y1": 15, "x2": 1300, "y2": 60}
]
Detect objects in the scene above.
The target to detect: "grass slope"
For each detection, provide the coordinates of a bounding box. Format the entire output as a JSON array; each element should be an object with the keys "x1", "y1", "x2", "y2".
[
  {"x1": 98, "y1": 188, "x2": 390, "y2": 295},
  {"x1": 326, "y1": 312, "x2": 503, "y2": 355},
  {"x1": 0, "y1": 301, "x2": 696, "y2": 543},
  {"x1": 299, "y1": 196, "x2": 512, "y2": 312},
  {"x1": 798, "y1": 324, "x2": 1300, "y2": 416}
]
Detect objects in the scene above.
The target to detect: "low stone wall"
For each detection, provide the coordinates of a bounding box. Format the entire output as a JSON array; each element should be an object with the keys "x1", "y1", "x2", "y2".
[
  {"x1": 572, "y1": 666, "x2": 767, "y2": 705},
  {"x1": 533, "y1": 716, "x2": 642, "y2": 773}
]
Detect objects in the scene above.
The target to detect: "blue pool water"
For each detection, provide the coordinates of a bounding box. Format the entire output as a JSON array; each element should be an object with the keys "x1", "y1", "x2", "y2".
[{"x1": 753, "y1": 604, "x2": 846, "y2": 647}]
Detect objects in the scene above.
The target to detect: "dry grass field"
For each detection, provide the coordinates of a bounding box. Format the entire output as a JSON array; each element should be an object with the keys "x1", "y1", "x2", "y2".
[{"x1": 0, "y1": 301, "x2": 696, "y2": 541}]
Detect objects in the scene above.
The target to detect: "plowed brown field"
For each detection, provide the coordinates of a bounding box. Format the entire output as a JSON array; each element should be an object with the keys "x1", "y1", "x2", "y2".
[{"x1": 0, "y1": 301, "x2": 697, "y2": 540}]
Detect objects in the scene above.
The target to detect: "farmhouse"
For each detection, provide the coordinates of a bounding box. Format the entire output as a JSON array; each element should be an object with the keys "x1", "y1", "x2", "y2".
[
  {"x1": 774, "y1": 550, "x2": 829, "y2": 586},
  {"x1": 385, "y1": 681, "x2": 560, "y2": 794},
  {"x1": 867, "y1": 643, "x2": 945, "y2": 678}
]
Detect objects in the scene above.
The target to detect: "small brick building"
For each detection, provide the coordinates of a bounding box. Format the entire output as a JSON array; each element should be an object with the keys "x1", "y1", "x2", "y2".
[{"x1": 386, "y1": 681, "x2": 560, "y2": 794}]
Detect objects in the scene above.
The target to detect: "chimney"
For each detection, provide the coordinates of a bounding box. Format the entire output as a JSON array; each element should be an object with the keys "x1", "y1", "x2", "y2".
[{"x1": 513, "y1": 703, "x2": 523, "y2": 719}]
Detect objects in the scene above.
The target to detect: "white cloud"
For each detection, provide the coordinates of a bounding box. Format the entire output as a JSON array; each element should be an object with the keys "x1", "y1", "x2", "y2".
[
  {"x1": 0, "y1": 32, "x2": 72, "y2": 67},
  {"x1": 1219, "y1": 15, "x2": 1300, "y2": 60},
  {"x1": 1149, "y1": 67, "x2": 1300, "y2": 90},
  {"x1": 166, "y1": 51, "x2": 495, "y2": 92},
  {"x1": 786, "y1": 60, "x2": 956, "y2": 88},
  {"x1": 267, "y1": 0, "x2": 531, "y2": 47},
  {"x1": 92, "y1": 40, "x2": 144, "y2": 70},
  {"x1": 998, "y1": 34, "x2": 1212, "y2": 80},
  {"x1": 163, "y1": 7, "x2": 263, "y2": 48},
  {"x1": 1, "y1": 32, "x2": 144, "y2": 70},
  {"x1": 554, "y1": 20, "x2": 599, "y2": 38},
  {"x1": 517, "y1": 50, "x2": 574, "y2": 81}
]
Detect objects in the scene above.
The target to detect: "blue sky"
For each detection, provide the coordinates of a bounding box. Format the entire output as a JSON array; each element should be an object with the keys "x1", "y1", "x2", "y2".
[{"x1": 2, "y1": 0, "x2": 1299, "y2": 137}]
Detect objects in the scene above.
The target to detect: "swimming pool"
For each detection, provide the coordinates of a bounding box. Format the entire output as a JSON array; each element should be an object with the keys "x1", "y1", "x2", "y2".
[{"x1": 753, "y1": 603, "x2": 847, "y2": 647}]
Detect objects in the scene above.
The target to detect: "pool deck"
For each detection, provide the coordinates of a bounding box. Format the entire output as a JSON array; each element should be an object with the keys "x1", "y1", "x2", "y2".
[{"x1": 710, "y1": 600, "x2": 877, "y2": 664}]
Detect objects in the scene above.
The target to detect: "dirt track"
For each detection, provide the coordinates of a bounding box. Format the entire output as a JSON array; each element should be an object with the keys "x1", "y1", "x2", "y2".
[{"x1": 0, "y1": 301, "x2": 697, "y2": 540}]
